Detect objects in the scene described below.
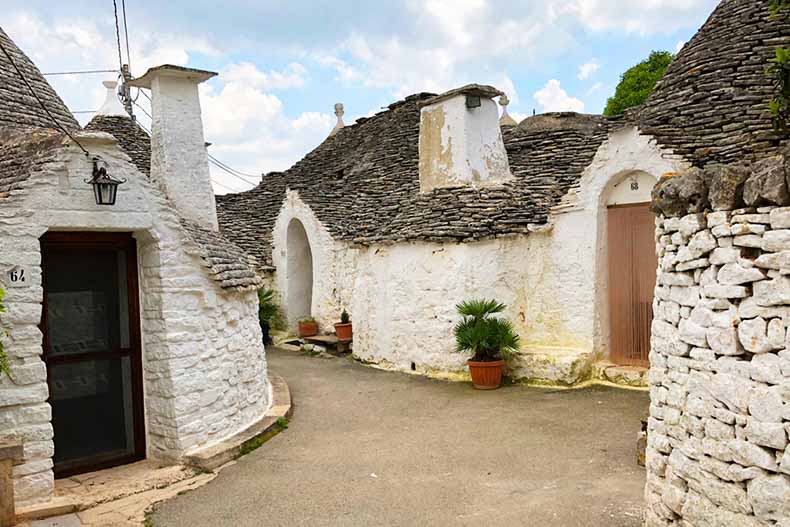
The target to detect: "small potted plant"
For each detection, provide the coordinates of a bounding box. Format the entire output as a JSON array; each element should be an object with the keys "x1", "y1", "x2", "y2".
[
  {"x1": 453, "y1": 299, "x2": 520, "y2": 390},
  {"x1": 334, "y1": 309, "x2": 352, "y2": 341},
  {"x1": 298, "y1": 317, "x2": 318, "y2": 337}
]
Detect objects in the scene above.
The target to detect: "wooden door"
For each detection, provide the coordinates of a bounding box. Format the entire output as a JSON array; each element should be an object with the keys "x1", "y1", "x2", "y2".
[
  {"x1": 40, "y1": 232, "x2": 145, "y2": 477},
  {"x1": 607, "y1": 204, "x2": 657, "y2": 367}
]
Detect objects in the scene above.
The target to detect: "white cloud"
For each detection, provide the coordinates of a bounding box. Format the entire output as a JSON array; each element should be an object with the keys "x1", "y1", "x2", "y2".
[
  {"x1": 533, "y1": 80, "x2": 584, "y2": 113},
  {"x1": 586, "y1": 82, "x2": 604, "y2": 95},
  {"x1": 578, "y1": 59, "x2": 599, "y2": 80},
  {"x1": 223, "y1": 62, "x2": 307, "y2": 91},
  {"x1": 3, "y1": 12, "x2": 330, "y2": 195},
  {"x1": 571, "y1": 0, "x2": 718, "y2": 35},
  {"x1": 510, "y1": 111, "x2": 529, "y2": 123},
  {"x1": 675, "y1": 40, "x2": 686, "y2": 53}
]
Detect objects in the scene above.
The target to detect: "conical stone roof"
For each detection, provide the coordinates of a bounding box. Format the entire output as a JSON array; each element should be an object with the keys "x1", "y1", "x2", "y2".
[
  {"x1": 639, "y1": 0, "x2": 790, "y2": 167},
  {"x1": 0, "y1": 26, "x2": 79, "y2": 131}
]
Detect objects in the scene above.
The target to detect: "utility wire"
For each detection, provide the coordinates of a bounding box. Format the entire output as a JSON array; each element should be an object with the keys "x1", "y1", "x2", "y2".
[
  {"x1": 131, "y1": 101, "x2": 256, "y2": 191},
  {"x1": 132, "y1": 99, "x2": 259, "y2": 186},
  {"x1": 0, "y1": 39, "x2": 90, "y2": 156},
  {"x1": 121, "y1": 0, "x2": 131, "y2": 72},
  {"x1": 43, "y1": 69, "x2": 119, "y2": 76},
  {"x1": 112, "y1": 0, "x2": 124, "y2": 73}
]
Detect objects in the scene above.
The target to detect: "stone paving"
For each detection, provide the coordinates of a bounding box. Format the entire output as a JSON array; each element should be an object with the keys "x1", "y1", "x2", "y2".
[{"x1": 150, "y1": 347, "x2": 649, "y2": 527}]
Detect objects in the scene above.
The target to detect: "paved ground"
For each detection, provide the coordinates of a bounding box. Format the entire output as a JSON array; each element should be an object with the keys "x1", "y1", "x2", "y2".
[{"x1": 151, "y1": 348, "x2": 649, "y2": 527}]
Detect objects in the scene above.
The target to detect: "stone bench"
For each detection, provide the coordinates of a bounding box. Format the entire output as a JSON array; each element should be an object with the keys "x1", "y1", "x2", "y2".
[{"x1": 0, "y1": 441, "x2": 23, "y2": 527}]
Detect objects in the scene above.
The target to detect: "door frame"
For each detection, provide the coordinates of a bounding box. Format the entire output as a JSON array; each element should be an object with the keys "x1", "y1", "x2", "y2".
[
  {"x1": 40, "y1": 231, "x2": 146, "y2": 478},
  {"x1": 606, "y1": 202, "x2": 655, "y2": 368}
]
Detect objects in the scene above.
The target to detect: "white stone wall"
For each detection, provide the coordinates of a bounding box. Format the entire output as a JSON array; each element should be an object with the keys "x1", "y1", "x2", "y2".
[
  {"x1": 0, "y1": 135, "x2": 269, "y2": 506},
  {"x1": 268, "y1": 127, "x2": 686, "y2": 384},
  {"x1": 646, "y1": 208, "x2": 790, "y2": 526}
]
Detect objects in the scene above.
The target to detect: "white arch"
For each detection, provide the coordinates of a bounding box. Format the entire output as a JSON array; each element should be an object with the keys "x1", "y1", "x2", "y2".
[{"x1": 285, "y1": 218, "x2": 314, "y2": 327}]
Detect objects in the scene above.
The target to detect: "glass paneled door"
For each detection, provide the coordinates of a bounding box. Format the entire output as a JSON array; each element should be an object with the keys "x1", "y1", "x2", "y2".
[{"x1": 41, "y1": 233, "x2": 145, "y2": 477}]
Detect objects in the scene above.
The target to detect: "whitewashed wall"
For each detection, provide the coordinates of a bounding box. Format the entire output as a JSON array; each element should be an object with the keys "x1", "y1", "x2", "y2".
[
  {"x1": 0, "y1": 133, "x2": 269, "y2": 506},
  {"x1": 269, "y1": 127, "x2": 685, "y2": 384}
]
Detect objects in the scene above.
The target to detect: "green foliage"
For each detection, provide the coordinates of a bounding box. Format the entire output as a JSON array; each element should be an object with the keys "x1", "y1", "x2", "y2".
[
  {"x1": 299, "y1": 316, "x2": 316, "y2": 323},
  {"x1": 603, "y1": 51, "x2": 674, "y2": 117},
  {"x1": 768, "y1": 47, "x2": 790, "y2": 131},
  {"x1": 770, "y1": 0, "x2": 790, "y2": 18},
  {"x1": 0, "y1": 287, "x2": 9, "y2": 379},
  {"x1": 340, "y1": 309, "x2": 350, "y2": 324},
  {"x1": 453, "y1": 298, "x2": 520, "y2": 362},
  {"x1": 767, "y1": 0, "x2": 790, "y2": 131},
  {"x1": 257, "y1": 287, "x2": 285, "y2": 330}
]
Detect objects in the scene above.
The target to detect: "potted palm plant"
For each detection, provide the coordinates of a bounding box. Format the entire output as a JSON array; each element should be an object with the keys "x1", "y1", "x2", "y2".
[
  {"x1": 454, "y1": 299, "x2": 521, "y2": 390},
  {"x1": 334, "y1": 309, "x2": 352, "y2": 341}
]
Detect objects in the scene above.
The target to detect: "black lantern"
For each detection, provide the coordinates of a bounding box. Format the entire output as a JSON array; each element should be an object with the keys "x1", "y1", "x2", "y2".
[{"x1": 86, "y1": 157, "x2": 126, "y2": 205}]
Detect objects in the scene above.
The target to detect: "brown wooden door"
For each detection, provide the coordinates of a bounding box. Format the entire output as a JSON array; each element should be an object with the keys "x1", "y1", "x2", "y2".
[
  {"x1": 40, "y1": 232, "x2": 146, "y2": 477},
  {"x1": 607, "y1": 204, "x2": 657, "y2": 367}
]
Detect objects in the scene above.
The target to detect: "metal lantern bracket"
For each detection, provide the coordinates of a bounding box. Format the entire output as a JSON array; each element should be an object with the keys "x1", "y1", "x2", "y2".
[{"x1": 85, "y1": 157, "x2": 127, "y2": 205}]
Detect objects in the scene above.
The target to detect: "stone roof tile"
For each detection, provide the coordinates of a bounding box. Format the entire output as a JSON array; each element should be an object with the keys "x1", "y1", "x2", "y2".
[{"x1": 0, "y1": 27, "x2": 79, "y2": 132}]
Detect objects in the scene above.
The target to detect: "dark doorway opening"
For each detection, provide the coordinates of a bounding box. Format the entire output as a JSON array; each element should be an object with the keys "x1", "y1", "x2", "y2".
[{"x1": 40, "y1": 232, "x2": 145, "y2": 478}]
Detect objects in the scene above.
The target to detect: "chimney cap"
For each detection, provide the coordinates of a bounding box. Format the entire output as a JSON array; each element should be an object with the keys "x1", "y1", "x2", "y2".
[
  {"x1": 419, "y1": 84, "x2": 504, "y2": 108},
  {"x1": 128, "y1": 64, "x2": 218, "y2": 89},
  {"x1": 96, "y1": 80, "x2": 129, "y2": 117}
]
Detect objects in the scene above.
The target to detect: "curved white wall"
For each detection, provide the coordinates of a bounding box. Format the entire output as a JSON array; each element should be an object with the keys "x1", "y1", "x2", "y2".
[{"x1": 0, "y1": 134, "x2": 270, "y2": 506}]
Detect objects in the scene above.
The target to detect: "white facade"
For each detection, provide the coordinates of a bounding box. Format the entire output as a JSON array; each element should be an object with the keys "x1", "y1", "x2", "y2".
[
  {"x1": 0, "y1": 132, "x2": 269, "y2": 506},
  {"x1": 267, "y1": 126, "x2": 687, "y2": 384}
]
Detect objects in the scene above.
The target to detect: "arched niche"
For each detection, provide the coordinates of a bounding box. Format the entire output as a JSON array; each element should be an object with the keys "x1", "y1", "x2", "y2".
[{"x1": 286, "y1": 218, "x2": 314, "y2": 327}]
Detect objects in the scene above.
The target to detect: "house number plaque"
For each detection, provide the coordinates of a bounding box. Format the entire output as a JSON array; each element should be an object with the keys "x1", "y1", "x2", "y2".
[{"x1": 6, "y1": 265, "x2": 30, "y2": 288}]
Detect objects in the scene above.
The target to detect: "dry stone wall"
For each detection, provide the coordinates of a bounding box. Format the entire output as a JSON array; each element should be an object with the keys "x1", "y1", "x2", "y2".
[{"x1": 647, "y1": 206, "x2": 790, "y2": 525}]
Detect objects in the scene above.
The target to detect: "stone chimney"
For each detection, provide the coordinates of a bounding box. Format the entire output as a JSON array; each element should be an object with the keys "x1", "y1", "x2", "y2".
[
  {"x1": 128, "y1": 65, "x2": 219, "y2": 230},
  {"x1": 418, "y1": 84, "x2": 513, "y2": 193}
]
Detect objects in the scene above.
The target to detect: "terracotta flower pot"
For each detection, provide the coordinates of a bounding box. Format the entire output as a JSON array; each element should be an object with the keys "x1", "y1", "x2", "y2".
[
  {"x1": 298, "y1": 320, "x2": 318, "y2": 337},
  {"x1": 467, "y1": 359, "x2": 506, "y2": 390},
  {"x1": 334, "y1": 322, "x2": 353, "y2": 341}
]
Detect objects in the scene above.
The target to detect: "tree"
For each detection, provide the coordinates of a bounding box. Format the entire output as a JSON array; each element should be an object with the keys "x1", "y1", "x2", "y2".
[{"x1": 603, "y1": 51, "x2": 673, "y2": 117}]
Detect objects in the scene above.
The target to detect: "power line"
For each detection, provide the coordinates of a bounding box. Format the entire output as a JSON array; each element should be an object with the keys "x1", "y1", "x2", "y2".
[
  {"x1": 112, "y1": 0, "x2": 124, "y2": 72},
  {"x1": 131, "y1": 101, "x2": 257, "y2": 191},
  {"x1": 42, "y1": 69, "x2": 119, "y2": 76},
  {"x1": 131, "y1": 119, "x2": 244, "y2": 193},
  {"x1": 132, "y1": 99, "x2": 259, "y2": 186},
  {"x1": 0, "y1": 38, "x2": 90, "y2": 156},
  {"x1": 121, "y1": 0, "x2": 131, "y2": 72}
]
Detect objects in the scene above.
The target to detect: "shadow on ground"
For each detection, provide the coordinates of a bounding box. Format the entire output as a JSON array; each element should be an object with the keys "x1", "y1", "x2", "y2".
[{"x1": 151, "y1": 347, "x2": 648, "y2": 527}]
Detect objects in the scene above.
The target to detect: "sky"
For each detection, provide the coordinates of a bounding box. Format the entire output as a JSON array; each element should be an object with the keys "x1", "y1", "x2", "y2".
[{"x1": 1, "y1": 0, "x2": 721, "y2": 194}]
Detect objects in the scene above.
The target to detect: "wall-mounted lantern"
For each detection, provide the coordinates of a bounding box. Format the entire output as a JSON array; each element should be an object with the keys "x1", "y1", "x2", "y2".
[{"x1": 85, "y1": 157, "x2": 126, "y2": 205}]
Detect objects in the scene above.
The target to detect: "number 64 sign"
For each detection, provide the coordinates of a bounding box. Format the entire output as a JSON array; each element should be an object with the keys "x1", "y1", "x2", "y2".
[{"x1": 5, "y1": 266, "x2": 30, "y2": 288}]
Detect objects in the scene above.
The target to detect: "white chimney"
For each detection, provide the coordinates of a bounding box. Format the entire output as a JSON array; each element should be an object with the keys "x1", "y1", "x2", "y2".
[
  {"x1": 128, "y1": 65, "x2": 219, "y2": 230},
  {"x1": 418, "y1": 84, "x2": 513, "y2": 193},
  {"x1": 96, "y1": 80, "x2": 129, "y2": 117}
]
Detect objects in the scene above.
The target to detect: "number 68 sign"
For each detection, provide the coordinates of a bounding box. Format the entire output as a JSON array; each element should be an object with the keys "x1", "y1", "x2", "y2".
[{"x1": 5, "y1": 265, "x2": 30, "y2": 288}]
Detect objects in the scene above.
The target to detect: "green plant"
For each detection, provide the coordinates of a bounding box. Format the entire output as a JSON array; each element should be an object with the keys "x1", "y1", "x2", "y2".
[
  {"x1": 0, "y1": 287, "x2": 9, "y2": 379},
  {"x1": 770, "y1": 0, "x2": 790, "y2": 18},
  {"x1": 604, "y1": 51, "x2": 674, "y2": 117},
  {"x1": 340, "y1": 309, "x2": 350, "y2": 324},
  {"x1": 768, "y1": 47, "x2": 790, "y2": 130},
  {"x1": 453, "y1": 299, "x2": 521, "y2": 363},
  {"x1": 299, "y1": 316, "x2": 316, "y2": 323},
  {"x1": 767, "y1": 1, "x2": 790, "y2": 131},
  {"x1": 257, "y1": 287, "x2": 284, "y2": 330}
]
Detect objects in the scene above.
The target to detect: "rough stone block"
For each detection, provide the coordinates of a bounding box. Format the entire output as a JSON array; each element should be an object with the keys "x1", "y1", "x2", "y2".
[
  {"x1": 770, "y1": 207, "x2": 790, "y2": 230},
  {"x1": 718, "y1": 263, "x2": 766, "y2": 285},
  {"x1": 748, "y1": 474, "x2": 790, "y2": 521},
  {"x1": 745, "y1": 419, "x2": 788, "y2": 450},
  {"x1": 729, "y1": 440, "x2": 779, "y2": 472},
  {"x1": 707, "y1": 327, "x2": 745, "y2": 356},
  {"x1": 753, "y1": 277, "x2": 790, "y2": 306},
  {"x1": 749, "y1": 386, "x2": 785, "y2": 423}
]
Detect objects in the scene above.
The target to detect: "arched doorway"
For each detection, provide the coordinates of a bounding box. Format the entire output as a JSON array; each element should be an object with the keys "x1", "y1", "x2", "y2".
[
  {"x1": 286, "y1": 219, "x2": 314, "y2": 327},
  {"x1": 604, "y1": 171, "x2": 657, "y2": 367}
]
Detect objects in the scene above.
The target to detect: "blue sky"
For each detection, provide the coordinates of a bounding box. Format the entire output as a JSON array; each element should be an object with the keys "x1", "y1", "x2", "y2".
[{"x1": 2, "y1": 0, "x2": 721, "y2": 193}]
